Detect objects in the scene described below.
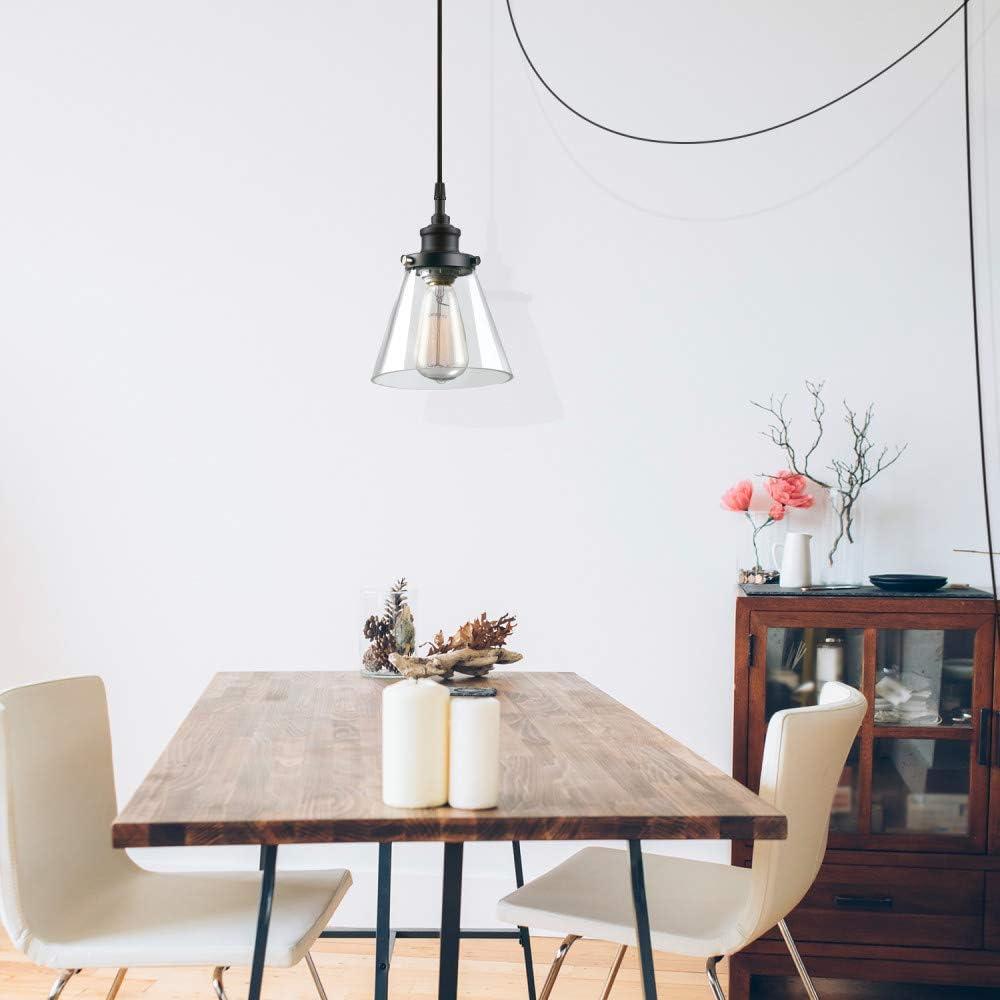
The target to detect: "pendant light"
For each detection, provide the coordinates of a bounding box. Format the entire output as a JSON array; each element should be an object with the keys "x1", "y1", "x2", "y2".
[{"x1": 372, "y1": 0, "x2": 512, "y2": 389}]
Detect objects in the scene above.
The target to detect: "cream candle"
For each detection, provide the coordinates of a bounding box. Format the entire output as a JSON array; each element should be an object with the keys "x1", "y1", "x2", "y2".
[
  {"x1": 381, "y1": 678, "x2": 450, "y2": 808},
  {"x1": 448, "y1": 689, "x2": 500, "y2": 810}
]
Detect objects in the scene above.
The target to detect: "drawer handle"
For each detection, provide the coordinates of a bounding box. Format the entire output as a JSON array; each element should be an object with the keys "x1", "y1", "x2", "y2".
[{"x1": 833, "y1": 894, "x2": 893, "y2": 911}]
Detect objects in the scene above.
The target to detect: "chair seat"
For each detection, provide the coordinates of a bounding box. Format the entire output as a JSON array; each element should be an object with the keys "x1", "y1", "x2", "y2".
[
  {"x1": 24, "y1": 867, "x2": 352, "y2": 970},
  {"x1": 498, "y1": 847, "x2": 754, "y2": 958}
]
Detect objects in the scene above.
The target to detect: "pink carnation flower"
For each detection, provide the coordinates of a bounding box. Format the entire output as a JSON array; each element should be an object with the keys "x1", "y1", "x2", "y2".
[
  {"x1": 766, "y1": 470, "x2": 815, "y2": 510},
  {"x1": 721, "y1": 480, "x2": 753, "y2": 512}
]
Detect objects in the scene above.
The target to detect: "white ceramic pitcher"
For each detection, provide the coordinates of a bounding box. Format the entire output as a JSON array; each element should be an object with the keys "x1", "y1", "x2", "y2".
[{"x1": 772, "y1": 532, "x2": 813, "y2": 588}]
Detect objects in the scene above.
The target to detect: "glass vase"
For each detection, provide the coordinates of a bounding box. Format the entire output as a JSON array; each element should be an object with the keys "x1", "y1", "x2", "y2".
[
  {"x1": 736, "y1": 512, "x2": 782, "y2": 584},
  {"x1": 815, "y1": 493, "x2": 866, "y2": 585}
]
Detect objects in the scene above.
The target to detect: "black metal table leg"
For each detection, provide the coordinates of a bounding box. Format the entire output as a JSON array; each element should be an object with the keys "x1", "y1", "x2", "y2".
[
  {"x1": 438, "y1": 842, "x2": 464, "y2": 1000},
  {"x1": 374, "y1": 843, "x2": 393, "y2": 1000},
  {"x1": 511, "y1": 841, "x2": 537, "y2": 1000},
  {"x1": 627, "y1": 841, "x2": 658, "y2": 1000},
  {"x1": 249, "y1": 844, "x2": 278, "y2": 1000}
]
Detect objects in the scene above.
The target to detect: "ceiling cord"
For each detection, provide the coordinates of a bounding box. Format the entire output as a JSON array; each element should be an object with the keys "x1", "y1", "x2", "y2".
[
  {"x1": 505, "y1": 0, "x2": 971, "y2": 144},
  {"x1": 438, "y1": 0, "x2": 444, "y2": 185}
]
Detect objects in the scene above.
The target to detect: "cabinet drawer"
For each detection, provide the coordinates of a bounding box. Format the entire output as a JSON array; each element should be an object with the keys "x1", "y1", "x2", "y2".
[
  {"x1": 986, "y1": 873, "x2": 1000, "y2": 950},
  {"x1": 779, "y1": 865, "x2": 983, "y2": 949}
]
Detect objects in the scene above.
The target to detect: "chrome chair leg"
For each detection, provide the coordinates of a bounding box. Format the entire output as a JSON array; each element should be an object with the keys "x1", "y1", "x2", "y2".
[
  {"x1": 778, "y1": 920, "x2": 819, "y2": 1000},
  {"x1": 305, "y1": 951, "x2": 329, "y2": 1000},
  {"x1": 537, "y1": 934, "x2": 581, "y2": 1000},
  {"x1": 598, "y1": 945, "x2": 627, "y2": 1000},
  {"x1": 48, "y1": 969, "x2": 80, "y2": 1000},
  {"x1": 706, "y1": 956, "x2": 727, "y2": 1000},
  {"x1": 212, "y1": 965, "x2": 230, "y2": 1000},
  {"x1": 105, "y1": 969, "x2": 127, "y2": 1000}
]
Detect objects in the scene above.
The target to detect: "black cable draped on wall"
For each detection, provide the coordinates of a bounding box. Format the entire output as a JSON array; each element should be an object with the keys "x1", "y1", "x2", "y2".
[
  {"x1": 505, "y1": 0, "x2": 972, "y2": 144},
  {"x1": 962, "y1": 5, "x2": 1000, "y2": 631},
  {"x1": 508, "y1": 0, "x2": 999, "y2": 623}
]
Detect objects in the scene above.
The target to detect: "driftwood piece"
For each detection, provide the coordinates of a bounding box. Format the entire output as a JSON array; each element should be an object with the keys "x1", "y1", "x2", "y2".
[{"x1": 388, "y1": 647, "x2": 523, "y2": 679}]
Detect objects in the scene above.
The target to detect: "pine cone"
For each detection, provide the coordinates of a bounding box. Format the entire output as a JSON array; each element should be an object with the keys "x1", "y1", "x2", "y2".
[{"x1": 363, "y1": 632, "x2": 401, "y2": 672}]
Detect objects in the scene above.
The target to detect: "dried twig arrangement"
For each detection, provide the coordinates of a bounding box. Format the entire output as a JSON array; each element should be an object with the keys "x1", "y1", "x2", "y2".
[
  {"x1": 751, "y1": 380, "x2": 907, "y2": 565},
  {"x1": 390, "y1": 612, "x2": 522, "y2": 679}
]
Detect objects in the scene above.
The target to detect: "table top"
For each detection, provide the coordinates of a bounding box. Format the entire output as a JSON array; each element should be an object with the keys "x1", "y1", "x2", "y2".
[{"x1": 113, "y1": 671, "x2": 786, "y2": 847}]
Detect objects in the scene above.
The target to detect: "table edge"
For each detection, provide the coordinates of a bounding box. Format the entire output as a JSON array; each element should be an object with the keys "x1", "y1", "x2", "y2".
[{"x1": 112, "y1": 813, "x2": 787, "y2": 848}]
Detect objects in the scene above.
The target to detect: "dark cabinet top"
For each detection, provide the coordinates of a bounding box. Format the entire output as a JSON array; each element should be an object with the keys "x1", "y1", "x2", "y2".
[{"x1": 740, "y1": 584, "x2": 994, "y2": 600}]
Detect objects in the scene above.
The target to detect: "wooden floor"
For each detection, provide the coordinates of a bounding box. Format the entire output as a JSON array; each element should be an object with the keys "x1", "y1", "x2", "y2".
[
  {"x1": 8, "y1": 933, "x2": 1000, "y2": 998},
  {"x1": 0, "y1": 933, "x2": 725, "y2": 999}
]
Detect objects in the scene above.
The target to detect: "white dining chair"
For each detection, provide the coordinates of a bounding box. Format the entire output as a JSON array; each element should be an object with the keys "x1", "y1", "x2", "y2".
[
  {"x1": 498, "y1": 681, "x2": 866, "y2": 1000},
  {"x1": 0, "y1": 676, "x2": 353, "y2": 1000}
]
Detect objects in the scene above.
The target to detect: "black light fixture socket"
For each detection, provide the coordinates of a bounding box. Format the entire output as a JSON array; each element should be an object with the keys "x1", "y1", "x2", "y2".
[{"x1": 402, "y1": 182, "x2": 480, "y2": 274}]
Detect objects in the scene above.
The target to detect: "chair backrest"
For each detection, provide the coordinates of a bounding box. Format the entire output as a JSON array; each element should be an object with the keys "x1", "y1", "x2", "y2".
[
  {"x1": 738, "y1": 681, "x2": 866, "y2": 944},
  {"x1": 0, "y1": 676, "x2": 130, "y2": 953}
]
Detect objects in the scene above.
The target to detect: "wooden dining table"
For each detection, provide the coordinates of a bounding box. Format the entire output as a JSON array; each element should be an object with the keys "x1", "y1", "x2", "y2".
[{"x1": 113, "y1": 671, "x2": 786, "y2": 1000}]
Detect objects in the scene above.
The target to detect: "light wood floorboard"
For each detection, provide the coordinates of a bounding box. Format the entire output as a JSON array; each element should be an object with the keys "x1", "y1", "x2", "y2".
[{"x1": 0, "y1": 933, "x2": 726, "y2": 999}]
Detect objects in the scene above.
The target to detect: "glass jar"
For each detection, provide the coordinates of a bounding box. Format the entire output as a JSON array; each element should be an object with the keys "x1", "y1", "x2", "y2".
[
  {"x1": 815, "y1": 635, "x2": 845, "y2": 692},
  {"x1": 359, "y1": 583, "x2": 418, "y2": 678}
]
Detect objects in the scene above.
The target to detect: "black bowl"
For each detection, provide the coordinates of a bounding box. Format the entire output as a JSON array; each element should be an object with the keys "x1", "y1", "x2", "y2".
[{"x1": 870, "y1": 574, "x2": 948, "y2": 593}]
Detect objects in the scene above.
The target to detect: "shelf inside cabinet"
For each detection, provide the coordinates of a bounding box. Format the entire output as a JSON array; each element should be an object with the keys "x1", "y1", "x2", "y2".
[{"x1": 874, "y1": 725, "x2": 973, "y2": 741}]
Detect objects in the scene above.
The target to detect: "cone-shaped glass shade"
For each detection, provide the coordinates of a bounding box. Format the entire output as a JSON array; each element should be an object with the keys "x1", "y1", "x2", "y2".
[{"x1": 372, "y1": 269, "x2": 513, "y2": 388}]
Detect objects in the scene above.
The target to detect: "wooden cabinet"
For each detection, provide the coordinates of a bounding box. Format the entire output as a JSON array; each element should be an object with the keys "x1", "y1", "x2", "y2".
[{"x1": 731, "y1": 586, "x2": 1000, "y2": 997}]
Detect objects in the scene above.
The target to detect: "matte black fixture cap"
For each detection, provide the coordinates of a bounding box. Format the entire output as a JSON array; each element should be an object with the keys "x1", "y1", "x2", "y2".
[{"x1": 402, "y1": 181, "x2": 480, "y2": 274}]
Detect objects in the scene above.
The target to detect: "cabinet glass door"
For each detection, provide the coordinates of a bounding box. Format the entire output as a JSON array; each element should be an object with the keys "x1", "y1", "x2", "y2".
[
  {"x1": 749, "y1": 612, "x2": 993, "y2": 853},
  {"x1": 871, "y1": 737, "x2": 971, "y2": 837},
  {"x1": 868, "y1": 625, "x2": 991, "y2": 851},
  {"x1": 831, "y1": 738, "x2": 862, "y2": 834},
  {"x1": 874, "y1": 628, "x2": 976, "y2": 730},
  {"x1": 763, "y1": 626, "x2": 864, "y2": 721},
  {"x1": 750, "y1": 617, "x2": 868, "y2": 847}
]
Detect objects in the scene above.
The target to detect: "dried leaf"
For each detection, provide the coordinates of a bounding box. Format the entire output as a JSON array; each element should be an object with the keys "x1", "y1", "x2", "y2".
[{"x1": 423, "y1": 612, "x2": 517, "y2": 654}]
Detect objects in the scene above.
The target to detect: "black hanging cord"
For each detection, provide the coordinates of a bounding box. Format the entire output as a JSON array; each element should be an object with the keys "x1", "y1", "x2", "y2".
[
  {"x1": 437, "y1": 0, "x2": 443, "y2": 184},
  {"x1": 963, "y1": 4, "x2": 999, "y2": 623},
  {"x1": 505, "y1": 0, "x2": 971, "y2": 144},
  {"x1": 431, "y1": 0, "x2": 447, "y2": 219}
]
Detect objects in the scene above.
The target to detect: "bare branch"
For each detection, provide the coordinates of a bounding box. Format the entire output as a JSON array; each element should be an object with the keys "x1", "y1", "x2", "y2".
[
  {"x1": 750, "y1": 394, "x2": 797, "y2": 469},
  {"x1": 801, "y1": 379, "x2": 827, "y2": 478},
  {"x1": 749, "y1": 391, "x2": 831, "y2": 488}
]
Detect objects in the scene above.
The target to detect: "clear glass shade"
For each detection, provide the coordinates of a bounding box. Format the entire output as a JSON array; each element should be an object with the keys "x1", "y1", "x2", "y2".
[{"x1": 372, "y1": 269, "x2": 513, "y2": 388}]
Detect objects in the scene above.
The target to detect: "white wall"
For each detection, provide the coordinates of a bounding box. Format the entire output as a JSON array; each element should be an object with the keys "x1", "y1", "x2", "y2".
[{"x1": 1, "y1": 0, "x2": 999, "y2": 927}]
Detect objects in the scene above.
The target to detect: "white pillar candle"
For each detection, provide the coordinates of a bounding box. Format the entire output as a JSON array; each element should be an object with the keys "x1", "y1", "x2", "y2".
[
  {"x1": 382, "y1": 678, "x2": 450, "y2": 808},
  {"x1": 448, "y1": 691, "x2": 500, "y2": 810}
]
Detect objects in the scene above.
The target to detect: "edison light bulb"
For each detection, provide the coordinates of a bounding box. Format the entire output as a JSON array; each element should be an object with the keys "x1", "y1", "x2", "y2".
[{"x1": 415, "y1": 280, "x2": 468, "y2": 382}]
